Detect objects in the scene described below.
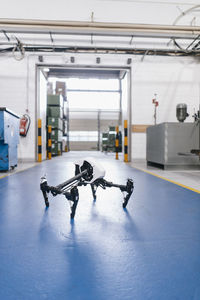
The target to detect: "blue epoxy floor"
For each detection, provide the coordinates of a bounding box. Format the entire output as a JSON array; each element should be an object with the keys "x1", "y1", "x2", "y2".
[{"x1": 0, "y1": 152, "x2": 200, "y2": 300}]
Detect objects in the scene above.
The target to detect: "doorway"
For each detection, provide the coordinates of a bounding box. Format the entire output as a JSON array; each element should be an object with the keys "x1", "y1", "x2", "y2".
[{"x1": 37, "y1": 66, "x2": 131, "y2": 159}]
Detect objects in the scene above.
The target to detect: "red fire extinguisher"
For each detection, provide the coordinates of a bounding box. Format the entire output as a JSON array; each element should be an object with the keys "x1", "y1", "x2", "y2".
[{"x1": 20, "y1": 114, "x2": 31, "y2": 137}]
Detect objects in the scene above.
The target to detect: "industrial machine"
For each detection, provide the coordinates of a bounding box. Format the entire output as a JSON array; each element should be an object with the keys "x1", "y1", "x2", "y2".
[
  {"x1": 146, "y1": 102, "x2": 200, "y2": 169},
  {"x1": 146, "y1": 122, "x2": 200, "y2": 169},
  {"x1": 40, "y1": 158, "x2": 134, "y2": 219},
  {"x1": 0, "y1": 108, "x2": 20, "y2": 171},
  {"x1": 176, "y1": 103, "x2": 189, "y2": 122},
  {"x1": 191, "y1": 108, "x2": 200, "y2": 157}
]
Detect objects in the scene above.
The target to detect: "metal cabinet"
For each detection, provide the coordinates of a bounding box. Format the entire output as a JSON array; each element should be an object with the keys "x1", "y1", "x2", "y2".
[
  {"x1": 0, "y1": 108, "x2": 19, "y2": 170},
  {"x1": 146, "y1": 122, "x2": 200, "y2": 169}
]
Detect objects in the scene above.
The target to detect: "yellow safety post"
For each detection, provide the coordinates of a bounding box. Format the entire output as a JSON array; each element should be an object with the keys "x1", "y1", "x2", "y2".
[
  {"x1": 115, "y1": 126, "x2": 119, "y2": 160},
  {"x1": 124, "y1": 120, "x2": 128, "y2": 162},
  {"x1": 48, "y1": 125, "x2": 52, "y2": 160},
  {"x1": 38, "y1": 119, "x2": 42, "y2": 162}
]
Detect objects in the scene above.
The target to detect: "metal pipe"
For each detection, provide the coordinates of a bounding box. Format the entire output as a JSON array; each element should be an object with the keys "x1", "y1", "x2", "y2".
[
  {"x1": 0, "y1": 29, "x2": 197, "y2": 40},
  {"x1": 1, "y1": 18, "x2": 200, "y2": 38}
]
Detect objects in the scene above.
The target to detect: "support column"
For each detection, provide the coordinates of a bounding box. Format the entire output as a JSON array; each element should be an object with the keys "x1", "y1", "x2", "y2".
[
  {"x1": 48, "y1": 125, "x2": 52, "y2": 160},
  {"x1": 124, "y1": 120, "x2": 128, "y2": 162},
  {"x1": 115, "y1": 126, "x2": 119, "y2": 160},
  {"x1": 38, "y1": 119, "x2": 42, "y2": 162}
]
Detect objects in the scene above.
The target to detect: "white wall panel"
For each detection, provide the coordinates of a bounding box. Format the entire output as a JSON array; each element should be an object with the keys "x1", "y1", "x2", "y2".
[
  {"x1": 0, "y1": 56, "x2": 37, "y2": 161},
  {"x1": 0, "y1": 52, "x2": 200, "y2": 161},
  {"x1": 131, "y1": 133, "x2": 146, "y2": 159},
  {"x1": 1, "y1": 0, "x2": 200, "y2": 161},
  {"x1": 131, "y1": 55, "x2": 200, "y2": 159},
  {"x1": 0, "y1": 0, "x2": 198, "y2": 25}
]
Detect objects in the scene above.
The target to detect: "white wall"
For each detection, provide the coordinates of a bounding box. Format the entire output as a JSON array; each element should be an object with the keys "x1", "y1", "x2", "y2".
[
  {"x1": 0, "y1": 52, "x2": 200, "y2": 161},
  {"x1": 0, "y1": 1, "x2": 200, "y2": 162},
  {"x1": 0, "y1": 55, "x2": 38, "y2": 161},
  {"x1": 0, "y1": 53, "x2": 129, "y2": 160},
  {"x1": 131, "y1": 55, "x2": 200, "y2": 159},
  {"x1": 0, "y1": 0, "x2": 199, "y2": 25}
]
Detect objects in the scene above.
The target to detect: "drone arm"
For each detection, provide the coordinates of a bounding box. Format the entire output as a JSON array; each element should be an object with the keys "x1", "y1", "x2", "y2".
[
  {"x1": 55, "y1": 169, "x2": 88, "y2": 191},
  {"x1": 40, "y1": 177, "x2": 62, "y2": 207},
  {"x1": 40, "y1": 169, "x2": 88, "y2": 197},
  {"x1": 93, "y1": 178, "x2": 134, "y2": 208},
  {"x1": 40, "y1": 170, "x2": 89, "y2": 218}
]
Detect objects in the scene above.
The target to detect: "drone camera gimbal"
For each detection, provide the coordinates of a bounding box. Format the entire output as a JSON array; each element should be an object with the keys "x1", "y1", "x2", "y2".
[{"x1": 40, "y1": 158, "x2": 134, "y2": 219}]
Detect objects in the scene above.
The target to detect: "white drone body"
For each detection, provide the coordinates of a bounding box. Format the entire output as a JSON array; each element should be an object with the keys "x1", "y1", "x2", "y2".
[
  {"x1": 40, "y1": 157, "x2": 134, "y2": 219},
  {"x1": 75, "y1": 157, "x2": 105, "y2": 183}
]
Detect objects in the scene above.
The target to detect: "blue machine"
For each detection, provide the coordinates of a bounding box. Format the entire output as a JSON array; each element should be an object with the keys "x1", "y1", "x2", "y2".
[{"x1": 0, "y1": 108, "x2": 19, "y2": 171}]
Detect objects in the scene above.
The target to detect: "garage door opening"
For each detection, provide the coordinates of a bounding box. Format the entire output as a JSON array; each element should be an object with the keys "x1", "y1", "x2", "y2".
[
  {"x1": 47, "y1": 68, "x2": 128, "y2": 153},
  {"x1": 37, "y1": 66, "x2": 131, "y2": 159}
]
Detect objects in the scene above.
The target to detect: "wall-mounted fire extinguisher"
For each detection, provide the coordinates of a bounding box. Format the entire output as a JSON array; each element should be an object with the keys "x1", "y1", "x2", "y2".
[{"x1": 20, "y1": 114, "x2": 31, "y2": 137}]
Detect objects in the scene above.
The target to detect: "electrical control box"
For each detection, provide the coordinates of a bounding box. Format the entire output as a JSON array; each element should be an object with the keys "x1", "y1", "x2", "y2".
[{"x1": 0, "y1": 108, "x2": 20, "y2": 171}]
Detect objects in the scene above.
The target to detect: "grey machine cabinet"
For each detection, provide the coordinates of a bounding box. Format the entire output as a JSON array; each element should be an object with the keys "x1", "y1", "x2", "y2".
[{"x1": 146, "y1": 122, "x2": 200, "y2": 169}]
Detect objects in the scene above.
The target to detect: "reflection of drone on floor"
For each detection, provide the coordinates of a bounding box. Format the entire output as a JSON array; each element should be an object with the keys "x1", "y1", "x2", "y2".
[{"x1": 40, "y1": 158, "x2": 134, "y2": 219}]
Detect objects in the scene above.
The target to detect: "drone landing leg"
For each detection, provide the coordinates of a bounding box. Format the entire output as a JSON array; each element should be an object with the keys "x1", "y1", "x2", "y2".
[
  {"x1": 40, "y1": 177, "x2": 50, "y2": 207},
  {"x1": 94, "y1": 178, "x2": 134, "y2": 208},
  {"x1": 90, "y1": 183, "x2": 97, "y2": 201},
  {"x1": 64, "y1": 187, "x2": 79, "y2": 219},
  {"x1": 42, "y1": 190, "x2": 49, "y2": 207}
]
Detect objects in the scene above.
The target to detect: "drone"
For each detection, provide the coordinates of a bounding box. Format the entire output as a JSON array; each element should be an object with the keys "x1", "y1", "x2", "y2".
[{"x1": 40, "y1": 158, "x2": 134, "y2": 219}]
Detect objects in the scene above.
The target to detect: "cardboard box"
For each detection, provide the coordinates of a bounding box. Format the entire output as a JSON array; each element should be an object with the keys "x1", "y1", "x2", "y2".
[
  {"x1": 47, "y1": 106, "x2": 63, "y2": 118},
  {"x1": 51, "y1": 129, "x2": 63, "y2": 142},
  {"x1": 56, "y1": 81, "x2": 66, "y2": 97},
  {"x1": 47, "y1": 95, "x2": 63, "y2": 107}
]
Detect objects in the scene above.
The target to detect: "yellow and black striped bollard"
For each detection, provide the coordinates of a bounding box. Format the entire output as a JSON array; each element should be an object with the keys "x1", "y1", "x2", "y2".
[
  {"x1": 115, "y1": 126, "x2": 119, "y2": 160},
  {"x1": 48, "y1": 125, "x2": 52, "y2": 160},
  {"x1": 124, "y1": 120, "x2": 128, "y2": 162},
  {"x1": 38, "y1": 119, "x2": 42, "y2": 162}
]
